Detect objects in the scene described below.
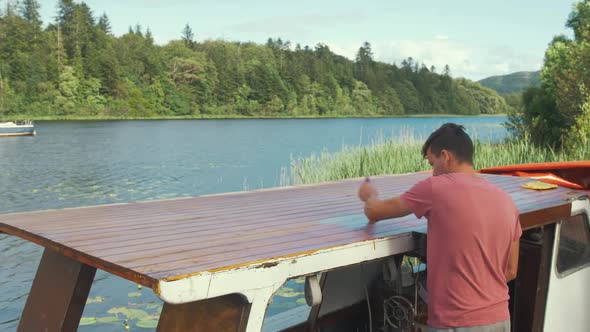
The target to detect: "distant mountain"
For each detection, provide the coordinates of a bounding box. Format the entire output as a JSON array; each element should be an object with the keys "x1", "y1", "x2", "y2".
[{"x1": 478, "y1": 71, "x2": 541, "y2": 94}]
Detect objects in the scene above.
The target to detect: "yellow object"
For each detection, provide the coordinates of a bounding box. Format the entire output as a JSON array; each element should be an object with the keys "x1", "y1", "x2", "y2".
[{"x1": 522, "y1": 181, "x2": 558, "y2": 190}]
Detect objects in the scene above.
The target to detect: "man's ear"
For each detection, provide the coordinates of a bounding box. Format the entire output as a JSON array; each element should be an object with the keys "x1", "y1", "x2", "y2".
[{"x1": 441, "y1": 149, "x2": 451, "y2": 162}]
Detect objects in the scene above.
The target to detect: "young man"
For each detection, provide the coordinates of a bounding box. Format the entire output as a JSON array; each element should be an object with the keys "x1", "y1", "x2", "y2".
[{"x1": 358, "y1": 123, "x2": 521, "y2": 331}]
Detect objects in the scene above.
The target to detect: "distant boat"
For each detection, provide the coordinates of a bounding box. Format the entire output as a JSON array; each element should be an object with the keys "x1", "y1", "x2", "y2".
[{"x1": 0, "y1": 121, "x2": 35, "y2": 137}]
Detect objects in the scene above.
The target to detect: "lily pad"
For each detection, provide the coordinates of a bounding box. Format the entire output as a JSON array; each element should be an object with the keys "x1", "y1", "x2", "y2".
[
  {"x1": 107, "y1": 307, "x2": 149, "y2": 320},
  {"x1": 96, "y1": 316, "x2": 119, "y2": 323},
  {"x1": 146, "y1": 303, "x2": 162, "y2": 310},
  {"x1": 136, "y1": 319, "x2": 159, "y2": 328},
  {"x1": 79, "y1": 317, "x2": 97, "y2": 326},
  {"x1": 128, "y1": 292, "x2": 142, "y2": 298},
  {"x1": 86, "y1": 296, "x2": 106, "y2": 304},
  {"x1": 296, "y1": 298, "x2": 307, "y2": 305},
  {"x1": 276, "y1": 290, "x2": 302, "y2": 298}
]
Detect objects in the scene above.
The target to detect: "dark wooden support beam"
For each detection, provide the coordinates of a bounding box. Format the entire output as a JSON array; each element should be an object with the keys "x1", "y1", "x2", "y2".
[
  {"x1": 156, "y1": 294, "x2": 251, "y2": 332},
  {"x1": 520, "y1": 203, "x2": 571, "y2": 230},
  {"x1": 17, "y1": 248, "x2": 96, "y2": 332}
]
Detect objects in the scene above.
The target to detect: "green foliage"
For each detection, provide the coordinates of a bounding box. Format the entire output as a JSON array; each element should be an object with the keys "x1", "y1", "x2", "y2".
[
  {"x1": 0, "y1": 2, "x2": 509, "y2": 119},
  {"x1": 455, "y1": 79, "x2": 511, "y2": 114},
  {"x1": 506, "y1": 0, "x2": 590, "y2": 150},
  {"x1": 503, "y1": 93, "x2": 522, "y2": 110},
  {"x1": 289, "y1": 136, "x2": 590, "y2": 185},
  {"x1": 565, "y1": 93, "x2": 590, "y2": 151}
]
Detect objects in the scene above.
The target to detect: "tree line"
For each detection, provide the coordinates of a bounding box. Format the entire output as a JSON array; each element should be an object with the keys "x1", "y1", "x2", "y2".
[{"x1": 0, "y1": 0, "x2": 510, "y2": 118}]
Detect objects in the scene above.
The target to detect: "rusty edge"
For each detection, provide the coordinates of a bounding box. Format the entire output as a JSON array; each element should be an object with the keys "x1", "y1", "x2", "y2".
[{"x1": 157, "y1": 233, "x2": 410, "y2": 288}]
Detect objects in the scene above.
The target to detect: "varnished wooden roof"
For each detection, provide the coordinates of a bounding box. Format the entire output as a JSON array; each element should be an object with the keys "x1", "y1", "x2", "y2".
[{"x1": 0, "y1": 173, "x2": 585, "y2": 288}]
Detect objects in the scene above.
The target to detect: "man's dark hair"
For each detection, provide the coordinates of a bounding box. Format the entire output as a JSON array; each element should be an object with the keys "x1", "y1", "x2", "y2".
[{"x1": 421, "y1": 123, "x2": 474, "y2": 164}]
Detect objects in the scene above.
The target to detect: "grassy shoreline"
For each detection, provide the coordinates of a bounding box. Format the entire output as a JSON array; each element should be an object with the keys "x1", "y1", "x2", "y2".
[
  {"x1": 1, "y1": 114, "x2": 507, "y2": 121},
  {"x1": 289, "y1": 138, "x2": 590, "y2": 185}
]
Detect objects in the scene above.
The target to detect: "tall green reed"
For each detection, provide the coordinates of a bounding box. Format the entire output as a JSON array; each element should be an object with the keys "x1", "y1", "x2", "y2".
[{"x1": 288, "y1": 136, "x2": 590, "y2": 185}]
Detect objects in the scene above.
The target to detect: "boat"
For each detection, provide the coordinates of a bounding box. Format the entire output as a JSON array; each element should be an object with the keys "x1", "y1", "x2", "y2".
[
  {"x1": 0, "y1": 120, "x2": 35, "y2": 137},
  {"x1": 0, "y1": 162, "x2": 588, "y2": 332}
]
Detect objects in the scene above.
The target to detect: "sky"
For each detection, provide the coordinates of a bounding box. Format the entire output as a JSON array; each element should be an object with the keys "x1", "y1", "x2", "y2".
[{"x1": 37, "y1": 0, "x2": 576, "y2": 80}]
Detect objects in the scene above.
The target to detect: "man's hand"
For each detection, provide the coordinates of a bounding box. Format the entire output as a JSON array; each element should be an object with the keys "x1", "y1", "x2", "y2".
[
  {"x1": 358, "y1": 177, "x2": 412, "y2": 223},
  {"x1": 358, "y1": 178, "x2": 378, "y2": 202}
]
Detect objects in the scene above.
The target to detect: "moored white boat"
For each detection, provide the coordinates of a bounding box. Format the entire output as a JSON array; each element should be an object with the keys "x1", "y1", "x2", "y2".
[{"x1": 0, "y1": 121, "x2": 35, "y2": 137}]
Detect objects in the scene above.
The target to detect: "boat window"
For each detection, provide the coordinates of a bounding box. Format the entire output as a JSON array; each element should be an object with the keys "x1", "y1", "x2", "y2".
[{"x1": 556, "y1": 214, "x2": 590, "y2": 277}]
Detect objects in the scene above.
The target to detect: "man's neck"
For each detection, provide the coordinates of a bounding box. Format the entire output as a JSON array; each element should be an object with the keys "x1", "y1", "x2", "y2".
[{"x1": 451, "y1": 163, "x2": 476, "y2": 174}]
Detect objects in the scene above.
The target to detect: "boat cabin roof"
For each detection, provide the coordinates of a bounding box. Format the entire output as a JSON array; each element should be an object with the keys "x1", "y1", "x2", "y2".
[{"x1": 0, "y1": 173, "x2": 586, "y2": 301}]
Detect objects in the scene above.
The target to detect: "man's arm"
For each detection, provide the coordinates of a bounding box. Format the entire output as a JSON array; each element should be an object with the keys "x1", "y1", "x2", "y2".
[
  {"x1": 505, "y1": 239, "x2": 520, "y2": 282},
  {"x1": 364, "y1": 196, "x2": 412, "y2": 223}
]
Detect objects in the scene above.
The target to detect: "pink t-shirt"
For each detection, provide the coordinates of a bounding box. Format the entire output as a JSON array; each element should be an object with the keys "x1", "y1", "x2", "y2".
[{"x1": 400, "y1": 173, "x2": 522, "y2": 328}]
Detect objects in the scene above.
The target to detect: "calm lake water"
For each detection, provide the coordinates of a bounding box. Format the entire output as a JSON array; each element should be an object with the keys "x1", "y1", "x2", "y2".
[{"x1": 0, "y1": 117, "x2": 507, "y2": 331}]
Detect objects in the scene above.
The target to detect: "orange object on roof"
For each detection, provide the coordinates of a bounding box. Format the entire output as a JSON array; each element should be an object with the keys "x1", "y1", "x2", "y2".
[
  {"x1": 510, "y1": 171, "x2": 583, "y2": 189},
  {"x1": 479, "y1": 161, "x2": 590, "y2": 190}
]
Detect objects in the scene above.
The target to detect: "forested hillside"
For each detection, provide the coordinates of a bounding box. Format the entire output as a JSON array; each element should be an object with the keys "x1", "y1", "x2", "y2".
[
  {"x1": 478, "y1": 71, "x2": 541, "y2": 94},
  {"x1": 0, "y1": 0, "x2": 510, "y2": 118}
]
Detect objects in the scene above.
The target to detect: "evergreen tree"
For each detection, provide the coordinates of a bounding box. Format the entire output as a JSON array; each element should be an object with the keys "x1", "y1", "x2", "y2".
[
  {"x1": 57, "y1": 0, "x2": 76, "y2": 59},
  {"x1": 20, "y1": 0, "x2": 41, "y2": 27},
  {"x1": 97, "y1": 13, "x2": 112, "y2": 35},
  {"x1": 181, "y1": 23, "x2": 195, "y2": 48}
]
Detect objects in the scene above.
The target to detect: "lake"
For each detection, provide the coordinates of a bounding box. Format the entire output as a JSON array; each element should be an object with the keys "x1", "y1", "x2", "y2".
[{"x1": 0, "y1": 116, "x2": 507, "y2": 330}]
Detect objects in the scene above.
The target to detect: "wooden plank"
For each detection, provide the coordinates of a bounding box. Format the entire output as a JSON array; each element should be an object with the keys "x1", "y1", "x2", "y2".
[
  {"x1": 29, "y1": 177, "x2": 561, "y2": 249},
  {"x1": 0, "y1": 174, "x2": 540, "y2": 240},
  {"x1": 3, "y1": 176, "x2": 378, "y2": 229},
  {"x1": 78, "y1": 193, "x2": 572, "y2": 259},
  {"x1": 115, "y1": 215, "x2": 419, "y2": 267},
  {"x1": 77, "y1": 204, "x2": 372, "y2": 253},
  {"x1": 47, "y1": 197, "x2": 364, "y2": 242},
  {"x1": 143, "y1": 223, "x2": 425, "y2": 280},
  {"x1": 17, "y1": 248, "x2": 96, "y2": 332},
  {"x1": 57, "y1": 175, "x2": 523, "y2": 242},
  {"x1": 0, "y1": 222, "x2": 158, "y2": 287},
  {"x1": 31, "y1": 173, "x2": 428, "y2": 233}
]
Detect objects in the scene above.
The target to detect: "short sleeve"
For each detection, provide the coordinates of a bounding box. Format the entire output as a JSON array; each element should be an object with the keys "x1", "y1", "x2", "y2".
[{"x1": 400, "y1": 177, "x2": 433, "y2": 219}]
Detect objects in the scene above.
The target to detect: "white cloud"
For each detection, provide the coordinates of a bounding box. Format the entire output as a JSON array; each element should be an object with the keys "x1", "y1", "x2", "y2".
[
  {"x1": 374, "y1": 39, "x2": 477, "y2": 76},
  {"x1": 228, "y1": 14, "x2": 363, "y2": 40},
  {"x1": 434, "y1": 35, "x2": 449, "y2": 40},
  {"x1": 326, "y1": 39, "x2": 542, "y2": 80},
  {"x1": 493, "y1": 63, "x2": 510, "y2": 73}
]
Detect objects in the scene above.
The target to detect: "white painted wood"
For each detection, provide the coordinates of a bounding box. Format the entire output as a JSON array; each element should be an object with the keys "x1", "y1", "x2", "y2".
[
  {"x1": 244, "y1": 285, "x2": 282, "y2": 332},
  {"x1": 155, "y1": 233, "x2": 415, "y2": 304},
  {"x1": 305, "y1": 274, "x2": 322, "y2": 306},
  {"x1": 543, "y1": 198, "x2": 590, "y2": 332}
]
